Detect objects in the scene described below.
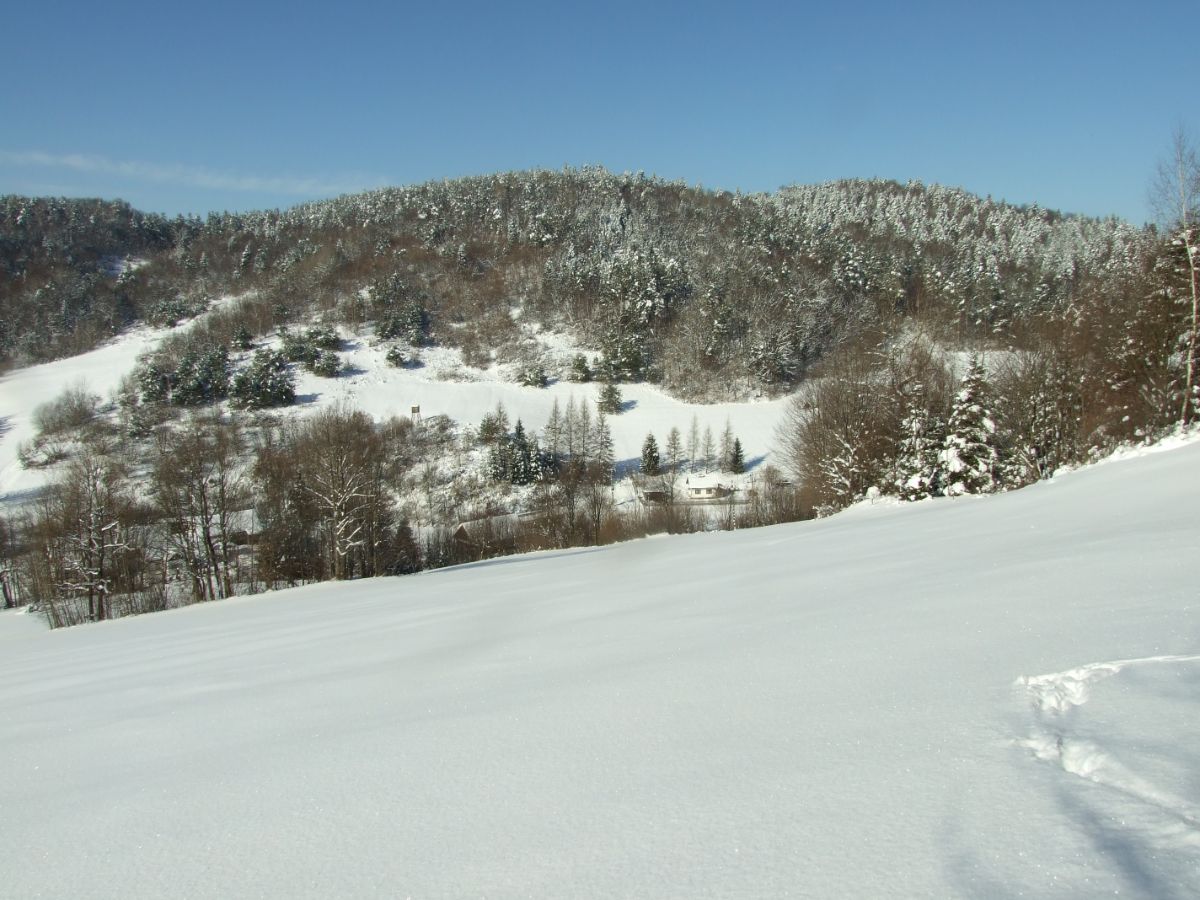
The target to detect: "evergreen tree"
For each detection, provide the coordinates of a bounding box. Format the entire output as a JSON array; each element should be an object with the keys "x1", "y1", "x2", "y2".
[
  {"x1": 940, "y1": 357, "x2": 1001, "y2": 496},
  {"x1": 569, "y1": 354, "x2": 592, "y2": 383},
  {"x1": 598, "y1": 381, "x2": 623, "y2": 414},
  {"x1": 895, "y1": 403, "x2": 944, "y2": 500},
  {"x1": 171, "y1": 345, "x2": 230, "y2": 406},
  {"x1": 486, "y1": 440, "x2": 512, "y2": 482},
  {"x1": 518, "y1": 362, "x2": 548, "y2": 387},
  {"x1": 641, "y1": 433, "x2": 661, "y2": 476},
  {"x1": 307, "y1": 348, "x2": 341, "y2": 378},
  {"x1": 562, "y1": 396, "x2": 578, "y2": 459},
  {"x1": 478, "y1": 402, "x2": 509, "y2": 444},
  {"x1": 510, "y1": 420, "x2": 538, "y2": 485},
  {"x1": 230, "y1": 349, "x2": 295, "y2": 409},
  {"x1": 729, "y1": 438, "x2": 745, "y2": 474},
  {"x1": 137, "y1": 361, "x2": 170, "y2": 403}
]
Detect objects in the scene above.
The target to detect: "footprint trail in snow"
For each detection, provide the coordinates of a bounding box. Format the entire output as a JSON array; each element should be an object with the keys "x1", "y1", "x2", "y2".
[{"x1": 1015, "y1": 654, "x2": 1200, "y2": 853}]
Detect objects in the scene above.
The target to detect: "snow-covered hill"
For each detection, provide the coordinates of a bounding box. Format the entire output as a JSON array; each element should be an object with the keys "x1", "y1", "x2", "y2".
[
  {"x1": 2, "y1": 434, "x2": 1197, "y2": 898},
  {"x1": 0, "y1": 319, "x2": 790, "y2": 504}
]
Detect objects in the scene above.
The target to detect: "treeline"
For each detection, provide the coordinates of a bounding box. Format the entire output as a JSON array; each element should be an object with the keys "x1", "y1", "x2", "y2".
[
  {"x1": 5, "y1": 407, "x2": 423, "y2": 625},
  {"x1": 0, "y1": 388, "x2": 804, "y2": 625},
  {"x1": 0, "y1": 197, "x2": 179, "y2": 363},
  {"x1": 781, "y1": 224, "x2": 1198, "y2": 514}
]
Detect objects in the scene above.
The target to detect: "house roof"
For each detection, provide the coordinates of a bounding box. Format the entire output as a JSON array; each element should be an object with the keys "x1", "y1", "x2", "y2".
[{"x1": 684, "y1": 474, "x2": 729, "y2": 490}]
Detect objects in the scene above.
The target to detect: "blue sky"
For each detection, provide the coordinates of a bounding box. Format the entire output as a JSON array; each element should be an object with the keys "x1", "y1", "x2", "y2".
[{"x1": 2, "y1": 0, "x2": 1193, "y2": 223}]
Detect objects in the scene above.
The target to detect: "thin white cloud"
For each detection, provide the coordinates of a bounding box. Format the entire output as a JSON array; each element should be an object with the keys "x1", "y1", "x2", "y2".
[{"x1": 0, "y1": 149, "x2": 384, "y2": 197}]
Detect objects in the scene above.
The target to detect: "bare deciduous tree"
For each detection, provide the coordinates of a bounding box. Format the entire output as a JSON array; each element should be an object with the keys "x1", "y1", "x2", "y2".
[
  {"x1": 152, "y1": 412, "x2": 245, "y2": 603},
  {"x1": 1150, "y1": 127, "x2": 1200, "y2": 424}
]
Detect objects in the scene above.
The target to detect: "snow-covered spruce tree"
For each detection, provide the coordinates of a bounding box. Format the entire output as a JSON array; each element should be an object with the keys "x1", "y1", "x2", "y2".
[
  {"x1": 728, "y1": 438, "x2": 745, "y2": 474},
  {"x1": 894, "y1": 402, "x2": 944, "y2": 500},
  {"x1": 701, "y1": 425, "x2": 715, "y2": 473},
  {"x1": 598, "y1": 381, "x2": 623, "y2": 415},
  {"x1": 940, "y1": 357, "x2": 1001, "y2": 496},
  {"x1": 641, "y1": 433, "x2": 660, "y2": 476},
  {"x1": 486, "y1": 439, "x2": 512, "y2": 482},
  {"x1": 509, "y1": 420, "x2": 540, "y2": 485}
]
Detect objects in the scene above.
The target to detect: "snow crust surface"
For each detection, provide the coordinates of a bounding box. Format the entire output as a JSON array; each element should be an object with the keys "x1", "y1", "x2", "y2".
[{"x1": 2, "y1": 435, "x2": 1198, "y2": 897}]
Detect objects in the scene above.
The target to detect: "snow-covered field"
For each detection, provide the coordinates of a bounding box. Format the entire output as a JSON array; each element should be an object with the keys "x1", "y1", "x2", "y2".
[
  {"x1": 2, "y1": 434, "x2": 1197, "y2": 898},
  {"x1": 0, "y1": 322, "x2": 790, "y2": 503}
]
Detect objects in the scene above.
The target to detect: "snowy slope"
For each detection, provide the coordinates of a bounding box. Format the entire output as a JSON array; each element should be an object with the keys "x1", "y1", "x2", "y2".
[
  {"x1": 0, "y1": 327, "x2": 165, "y2": 500},
  {"x1": 293, "y1": 338, "x2": 790, "y2": 471},
  {"x1": 2, "y1": 438, "x2": 1198, "y2": 898},
  {"x1": 1, "y1": 325, "x2": 789, "y2": 504}
]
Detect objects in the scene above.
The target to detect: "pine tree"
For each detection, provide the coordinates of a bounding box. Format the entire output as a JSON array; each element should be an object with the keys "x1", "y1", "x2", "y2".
[
  {"x1": 641, "y1": 433, "x2": 661, "y2": 475},
  {"x1": 230, "y1": 349, "x2": 295, "y2": 409},
  {"x1": 940, "y1": 357, "x2": 1000, "y2": 496},
  {"x1": 307, "y1": 348, "x2": 341, "y2": 378}
]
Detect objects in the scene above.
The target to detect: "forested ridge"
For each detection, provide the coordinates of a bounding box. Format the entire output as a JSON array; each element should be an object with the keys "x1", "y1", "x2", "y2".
[{"x1": 1, "y1": 169, "x2": 1145, "y2": 396}]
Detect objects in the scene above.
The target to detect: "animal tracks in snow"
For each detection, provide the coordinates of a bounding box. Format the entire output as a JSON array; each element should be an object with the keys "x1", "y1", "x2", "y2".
[{"x1": 1014, "y1": 655, "x2": 1200, "y2": 849}]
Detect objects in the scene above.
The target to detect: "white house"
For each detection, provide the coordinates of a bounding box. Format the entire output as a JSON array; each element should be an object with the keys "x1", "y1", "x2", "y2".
[{"x1": 684, "y1": 474, "x2": 733, "y2": 501}]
